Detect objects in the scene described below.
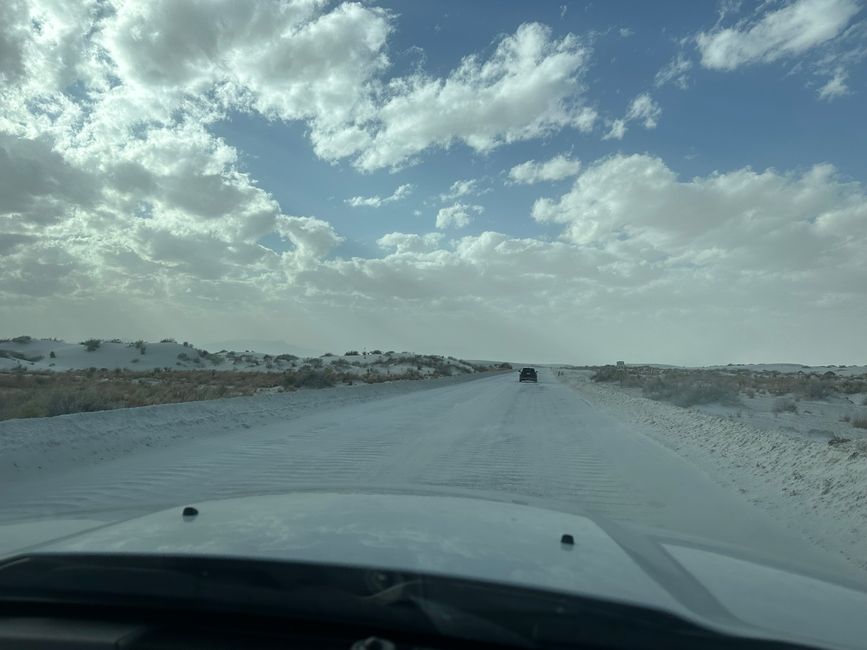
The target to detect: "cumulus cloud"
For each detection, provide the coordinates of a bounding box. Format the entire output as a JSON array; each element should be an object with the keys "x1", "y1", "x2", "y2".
[
  {"x1": 0, "y1": 7, "x2": 600, "y2": 314},
  {"x1": 508, "y1": 154, "x2": 582, "y2": 184},
  {"x1": 0, "y1": 134, "x2": 99, "y2": 224},
  {"x1": 2, "y1": 1, "x2": 866, "y2": 363},
  {"x1": 251, "y1": 153, "x2": 867, "y2": 361},
  {"x1": 377, "y1": 232, "x2": 443, "y2": 253},
  {"x1": 275, "y1": 216, "x2": 344, "y2": 263},
  {"x1": 436, "y1": 203, "x2": 484, "y2": 229},
  {"x1": 346, "y1": 183, "x2": 413, "y2": 208},
  {"x1": 696, "y1": 0, "x2": 860, "y2": 70},
  {"x1": 655, "y1": 52, "x2": 693, "y2": 89},
  {"x1": 348, "y1": 22, "x2": 595, "y2": 170},
  {"x1": 531, "y1": 155, "x2": 867, "y2": 274},
  {"x1": 0, "y1": 0, "x2": 391, "y2": 306},
  {"x1": 103, "y1": 0, "x2": 391, "y2": 129}
]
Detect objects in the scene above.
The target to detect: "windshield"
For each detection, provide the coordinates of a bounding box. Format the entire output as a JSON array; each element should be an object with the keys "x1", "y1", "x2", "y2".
[{"x1": 1, "y1": 0, "x2": 867, "y2": 648}]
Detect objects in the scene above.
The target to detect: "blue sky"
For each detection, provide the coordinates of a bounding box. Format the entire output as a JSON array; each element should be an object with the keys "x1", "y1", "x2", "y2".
[
  {"x1": 210, "y1": 0, "x2": 867, "y2": 258},
  {"x1": 2, "y1": 0, "x2": 866, "y2": 363}
]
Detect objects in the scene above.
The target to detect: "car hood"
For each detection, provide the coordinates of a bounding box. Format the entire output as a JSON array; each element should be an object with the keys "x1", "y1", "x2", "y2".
[{"x1": 2, "y1": 490, "x2": 867, "y2": 650}]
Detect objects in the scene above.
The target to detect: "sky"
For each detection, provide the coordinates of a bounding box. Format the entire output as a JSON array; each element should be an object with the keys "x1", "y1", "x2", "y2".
[{"x1": 1, "y1": 0, "x2": 866, "y2": 365}]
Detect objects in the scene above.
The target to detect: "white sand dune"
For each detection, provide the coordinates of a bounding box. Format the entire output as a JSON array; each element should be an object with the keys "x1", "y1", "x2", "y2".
[{"x1": 0, "y1": 337, "x2": 485, "y2": 377}]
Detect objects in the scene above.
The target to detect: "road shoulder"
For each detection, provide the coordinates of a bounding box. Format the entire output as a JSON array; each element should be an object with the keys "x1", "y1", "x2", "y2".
[{"x1": 557, "y1": 369, "x2": 867, "y2": 572}]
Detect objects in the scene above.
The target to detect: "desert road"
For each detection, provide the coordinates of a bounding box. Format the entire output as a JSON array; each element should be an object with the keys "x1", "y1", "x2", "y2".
[{"x1": 0, "y1": 368, "x2": 851, "y2": 574}]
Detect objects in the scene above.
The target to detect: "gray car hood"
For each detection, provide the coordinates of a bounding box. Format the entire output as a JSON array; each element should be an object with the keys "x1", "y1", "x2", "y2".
[{"x1": 2, "y1": 490, "x2": 867, "y2": 650}]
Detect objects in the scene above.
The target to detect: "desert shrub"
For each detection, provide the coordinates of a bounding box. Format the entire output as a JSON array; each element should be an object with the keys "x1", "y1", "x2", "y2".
[
  {"x1": 591, "y1": 366, "x2": 625, "y2": 382},
  {"x1": 45, "y1": 387, "x2": 120, "y2": 416},
  {"x1": 840, "y1": 380, "x2": 867, "y2": 394},
  {"x1": 345, "y1": 350, "x2": 360, "y2": 356},
  {"x1": 281, "y1": 369, "x2": 336, "y2": 389},
  {"x1": 773, "y1": 398, "x2": 798, "y2": 414},
  {"x1": 109, "y1": 338, "x2": 123, "y2": 343},
  {"x1": 642, "y1": 377, "x2": 740, "y2": 407},
  {"x1": 620, "y1": 374, "x2": 643, "y2": 388},
  {"x1": 11, "y1": 335, "x2": 32, "y2": 344},
  {"x1": 82, "y1": 339, "x2": 101, "y2": 352},
  {"x1": 498, "y1": 362, "x2": 513, "y2": 369},
  {"x1": 371, "y1": 349, "x2": 383, "y2": 355},
  {"x1": 177, "y1": 352, "x2": 190, "y2": 361},
  {"x1": 853, "y1": 418, "x2": 867, "y2": 430},
  {"x1": 275, "y1": 354, "x2": 298, "y2": 362},
  {"x1": 131, "y1": 358, "x2": 140, "y2": 363},
  {"x1": 799, "y1": 377, "x2": 833, "y2": 400},
  {"x1": 160, "y1": 338, "x2": 176, "y2": 343}
]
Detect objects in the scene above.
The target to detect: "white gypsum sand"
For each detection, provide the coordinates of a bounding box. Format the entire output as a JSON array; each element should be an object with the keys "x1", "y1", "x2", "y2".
[{"x1": 558, "y1": 369, "x2": 867, "y2": 570}]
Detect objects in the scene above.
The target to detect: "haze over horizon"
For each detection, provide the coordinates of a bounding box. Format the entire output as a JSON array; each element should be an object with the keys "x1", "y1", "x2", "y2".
[{"x1": 2, "y1": 0, "x2": 866, "y2": 366}]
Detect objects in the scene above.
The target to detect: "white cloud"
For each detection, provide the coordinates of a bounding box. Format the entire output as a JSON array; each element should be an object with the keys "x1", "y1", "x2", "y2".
[
  {"x1": 348, "y1": 22, "x2": 594, "y2": 170},
  {"x1": 377, "y1": 232, "x2": 443, "y2": 253},
  {"x1": 602, "y1": 93, "x2": 661, "y2": 140},
  {"x1": 2, "y1": 2, "x2": 866, "y2": 363},
  {"x1": 440, "y1": 178, "x2": 489, "y2": 202},
  {"x1": 625, "y1": 93, "x2": 662, "y2": 128},
  {"x1": 103, "y1": 0, "x2": 391, "y2": 130},
  {"x1": 0, "y1": 0, "x2": 386, "y2": 306},
  {"x1": 619, "y1": 28, "x2": 634, "y2": 38},
  {"x1": 697, "y1": 0, "x2": 860, "y2": 70},
  {"x1": 602, "y1": 119, "x2": 627, "y2": 140},
  {"x1": 275, "y1": 216, "x2": 344, "y2": 262},
  {"x1": 818, "y1": 67, "x2": 850, "y2": 98},
  {"x1": 531, "y1": 154, "x2": 867, "y2": 263},
  {"x1": 435, "y1": 203, "x2": 484, "y2": 229},
  {"x1": 508, "y1": 154, "x2": 582, "y2": 184},
  {"x1": 251, "y1": 155, "x2": 867, "y2": 362},
  {"x1": 572, "y1": 106, "x2": 599, "y2": 132},
  {"x1": 346, "y1": 183, "x2": 413, "y2": 208},
  {"x1": 655, "y1": 52, "x2": 693, "y2": 89}
]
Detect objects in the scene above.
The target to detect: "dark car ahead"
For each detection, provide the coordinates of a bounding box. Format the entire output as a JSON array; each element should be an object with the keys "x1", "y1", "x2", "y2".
[{"x1": 519, "y1": 367, "x2": 537, "y2": 382}]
